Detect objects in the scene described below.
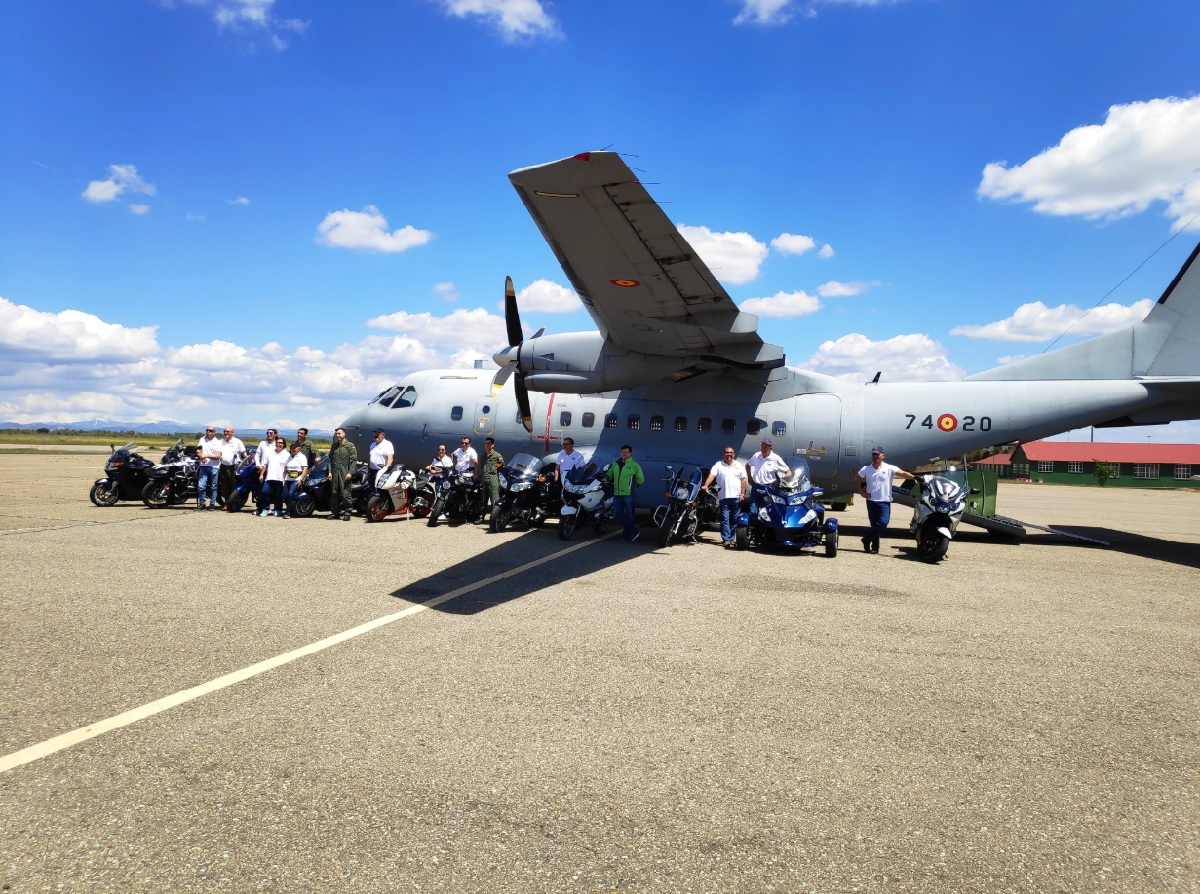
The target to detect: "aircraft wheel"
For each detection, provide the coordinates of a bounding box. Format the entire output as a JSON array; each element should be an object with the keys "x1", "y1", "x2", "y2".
[
  {"x1": 367, "y1": 494, "x2": 392, "y2": 523},
  {"x1": 90, "y1": 481, "x2": 119, "y2": 506},
  {"x1": 830, "y1": 502, "x2": 848, "y2": 512},
  {"x1": 490, "y1": 504, "x2": 510, "y2": 533},
  {"x1": 558, "y1": 512, "x2": 577, "y2": 541},
  {"x1": 825, "y1": 528, "x2": 839, "y2": 558},
  {"x1": 734, "y1": 526, "x2": 749, "y2": 551},
  {"x1": 142, "y1": 481, "x2": 169, "y2": 509}
]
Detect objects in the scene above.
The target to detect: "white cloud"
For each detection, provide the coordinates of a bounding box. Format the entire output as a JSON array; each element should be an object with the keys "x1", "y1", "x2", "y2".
[
  {"x1": 227, "y1": 196, "x2": 250, "y2": 205},
  {"x1": 185, "y1": 212, "x2": 206, "y2": 222},
  {"x1": 949, "y1": 299, "x2": 1153, "y2": 342},
  {"x1": 129, "y1": 204, "x2": 150, "y2": 215},
  {"x1": 365, "y1": 307, "x2": 507, "y2": 349},
  {"x1": 770, "y1": 232, "x2": 817, "y2": 255},
  {"x1": 516, "y1": 279, "x2": 582, "y2": 313},
  {"x1": 816, "y1": 279, "x2": 881, "y2": 298},
  {"x1": 734, "y1": 0, "x2": 795, "y2": 25},
  {"x1": 316, "y1": 206, "x2": 433, "y2": 253},
  {"x1": 817, "y1": 243, "x2": 835, "y2": 259},
  {"x1": 434, "y1": 282, "x2": 460, "y2": 303},
  {"x1": 158, "y1": 0, "x2": 310, "y2": 49},
  {"x1": 801, "y1": 332, "x2": 965, "y2": 382},
  {"x1": 82, "y1": 164, "x2": 156, "y2": 204},
  {"x1": 978, "y1": 96, "x2": 1200, "y2": 232},
  {"x1": 0, "y1": 297, "x2": 160, "y2": 362},
  {"x1": 678, "y1": 224, "x2": 769, "y2": 285},
  {"x1": 439, "y1": 0, "x2": 559, "y2": 40},
  {"x1": 742, "y1": 290, "x2": 821, "y2": 318}
]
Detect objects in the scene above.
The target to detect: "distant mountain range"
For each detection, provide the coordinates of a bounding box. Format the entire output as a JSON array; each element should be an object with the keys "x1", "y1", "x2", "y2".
[{"x1": 1, "y1": 419, "x2": 334, "y2": 438}]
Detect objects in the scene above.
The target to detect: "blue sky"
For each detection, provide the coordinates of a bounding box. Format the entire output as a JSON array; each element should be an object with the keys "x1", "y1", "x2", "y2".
[{"x1": 2, "y1": 0, "x2": 1198, "y2": 442}]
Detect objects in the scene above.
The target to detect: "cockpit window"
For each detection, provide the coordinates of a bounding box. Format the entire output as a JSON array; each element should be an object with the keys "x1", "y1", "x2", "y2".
[
  {"x1": 390, "y1": 386, "x2": 417, "y2": 409},
  {"x1": 370, "y1": 385, "x2": 401, "y2": 406}
]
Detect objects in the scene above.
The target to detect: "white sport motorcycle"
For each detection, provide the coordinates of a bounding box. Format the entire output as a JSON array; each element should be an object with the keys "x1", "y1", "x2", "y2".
[
  {"x1": 366, "y1": 463, "x2": 417, "y2": 522},
  {"x1": 907, "y1": 472, "x2": 974, "y2": 563}
]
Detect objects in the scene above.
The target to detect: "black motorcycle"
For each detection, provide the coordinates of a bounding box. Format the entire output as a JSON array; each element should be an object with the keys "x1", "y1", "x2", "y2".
[
  {"x1": 90, "y1": 441, "x2": 158, "y2": 505},
  {"x1": 141, "y1": 439, "x2": 201, "y2": 508},
  {"x1": 291, "y1": 456, "x2": 370, "y2": 517},
  {"x1": 653, "y1": 464, "x2": 717, "y2": 547},
  {"x1": 428, "y1": 471, "x2": 486, "y2": 526},
  {"x1": 490, "y1": 453, "x2": 557, "y2": 532}
]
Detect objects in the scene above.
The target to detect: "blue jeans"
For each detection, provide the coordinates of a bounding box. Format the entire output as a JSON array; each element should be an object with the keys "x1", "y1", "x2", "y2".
[
  {"x1": 283, "y1": 479, "x2": 302, "y2": 514},
  {"x1": 260, "y1": 480, "x2": 283, "y2": 513},
  {"x1": 197, "y1": 465, "x2": 218, "y2": 506},
  {"x1": 614, "y1": 494, "x2": 637, "y2": 539},
  {"x1": 719, "y1": 497, "x2": 740, "y2": 542},
  {"x1": 865, "y1": 499, "x2": 891, "y2": 549}
]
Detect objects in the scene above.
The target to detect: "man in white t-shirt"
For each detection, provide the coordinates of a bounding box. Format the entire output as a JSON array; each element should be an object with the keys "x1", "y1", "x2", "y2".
[
  {"x1": 217, "y1": 427, "x2": 246, "y2": 510},
  {"x1": 196, "y1": 426, "x2": 223, "y2": 510},
  {"x1": 452, "y1": 437, "x2": 478, "y2": 475},
  {"x1": 254, "y1": 428, "x2": 278, "y2": 467},
  {"x1": 425, "y1": 444, "x2": 453, "y2": 528},
  {"x1": 555, "y1": 438, "x2": 586, "y2": 483},
  {"x1": 853, "y1": 446, "x2": 916, "y2": 553},
  {"x1": 745, "y1": 437, "x2": 791, "y2": 517},
  {"x1": 258, "y1": 435, "x2": 289, "y2": 517},
  {"x1": 703, "y1": 447, "x2": 748, "y2": 547},
  {"x1": 369, "y1": 428, "x2": 394, "y2": 477}
]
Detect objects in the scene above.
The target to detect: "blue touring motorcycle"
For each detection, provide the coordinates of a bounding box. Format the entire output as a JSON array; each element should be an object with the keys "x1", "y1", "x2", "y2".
[{"x1": 734, "y1": 457, "x2": 839, "y2": 556}]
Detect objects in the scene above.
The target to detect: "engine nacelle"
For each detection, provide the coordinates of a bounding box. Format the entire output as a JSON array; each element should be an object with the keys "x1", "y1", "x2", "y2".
[{"x1": 504, "y1": 331, "x2": 690, "y2": 393}]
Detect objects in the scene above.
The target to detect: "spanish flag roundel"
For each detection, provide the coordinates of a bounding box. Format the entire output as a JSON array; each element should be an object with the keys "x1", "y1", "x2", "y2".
[{"x1": 937, "y1": 413, "x2": 957, "y2": 432}]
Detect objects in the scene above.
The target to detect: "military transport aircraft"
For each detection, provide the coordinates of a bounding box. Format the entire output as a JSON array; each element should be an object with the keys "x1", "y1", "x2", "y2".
[{"x1": 340, "y1": 151, "x2": 1200, "y2": 506}]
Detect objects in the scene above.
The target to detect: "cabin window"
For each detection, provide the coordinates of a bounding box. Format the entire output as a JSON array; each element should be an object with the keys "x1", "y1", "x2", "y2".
[
  {"x1": 627, "y1": 414, "x2": 640, "y2": 430},
  {"x1": 559, "y1": 411, "x2": 572, "y2": 427},
  {"x1": 1175, "y1": 465, "x2": 1193, "y2": 480},
  {"x1": 604, "y1": 413, "x2": 618, "y2": 429},
  {"x1": 697, "y1": 418, "x2": 712, "y2": 433},
  {"x1": 650, "y1": 415, "x2": 664, "y2": 432},
  {"x1": 1067, "y1": 462, "x2": 1084, "y2": 473},
  {"x1": 582, "y1": 412, "x2": 595, "y2": 428},
  {"x1": 747, "y1": 418, "x2": 765, "y2": 436},
  {"x1": 772, "y1": 421, "x2": 786, "y2": 438},
  {"x1": 720, "y1": 418, "x2": 736, "y2": 434},
  {"x1": 1013, "y1": 463, "x2": 1029, "y2": 477},
  {"x1": 1037, "y1": 461, "x2": 1053, "y2": 473},
  {"x1": 451, "y1": 406, "x2": 464, "y2": 421},
  {"x1": 1133, "y1": 464, "x2": 1160, "y2": 479},
  {"x1": 674, "y1": 416, "x2": 687, "y2": 432}
]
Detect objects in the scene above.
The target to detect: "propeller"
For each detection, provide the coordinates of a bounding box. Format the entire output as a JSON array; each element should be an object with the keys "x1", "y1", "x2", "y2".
[{"x1": 493, "y1": 276, "x2": 534, "y2": 432}]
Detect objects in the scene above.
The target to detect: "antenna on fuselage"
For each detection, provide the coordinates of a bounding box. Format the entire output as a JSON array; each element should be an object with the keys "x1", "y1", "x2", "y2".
[{"x1": 868, "y1": 371, "x2": 881, "y2": 384}]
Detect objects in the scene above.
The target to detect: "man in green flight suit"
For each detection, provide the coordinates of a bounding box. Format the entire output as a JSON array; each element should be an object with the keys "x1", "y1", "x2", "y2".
[
  {"x1": 481, "y1": 436, "x2": 505, "y2": 518},
  {"x1": 328, "y1": 426, "x2": 357, "y2": 521}
]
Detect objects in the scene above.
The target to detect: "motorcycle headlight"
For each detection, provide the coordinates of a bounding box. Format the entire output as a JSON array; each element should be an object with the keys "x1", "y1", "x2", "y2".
[
  {"x1": 935, "y1": 500, "x2": 956, "y2": 512},
  {"x1": 788, "y1": 494, "x2": 807, "y2": 506},
  {"x1": 511, "y1": 481, "x2": 532, "y2": 492},
  {"x1": 673, "y1": 486, "x2": 690, "y2": 500}
]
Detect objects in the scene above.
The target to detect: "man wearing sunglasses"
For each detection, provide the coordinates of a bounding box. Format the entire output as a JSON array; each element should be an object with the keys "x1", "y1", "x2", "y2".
[
  {"x1": 702, "y1": 447, "x2": 747, "y2": 548},
  {"x1": 195, "y1": 426, "x2": 223, "y2": 510}
]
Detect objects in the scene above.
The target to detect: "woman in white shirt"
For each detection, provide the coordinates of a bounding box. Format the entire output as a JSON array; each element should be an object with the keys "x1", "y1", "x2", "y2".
[
  {"x1": 258, "y1": 436, "x2": 290, "y2": 517},
  {"x1": 282, "y1": 442, "x2": 309, "y2": 519}
]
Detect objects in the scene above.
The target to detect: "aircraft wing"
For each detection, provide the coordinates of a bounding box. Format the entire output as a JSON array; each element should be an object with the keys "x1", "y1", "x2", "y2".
[{"x1": 509, "y1": 152, "x2": 785, "y2": 371}]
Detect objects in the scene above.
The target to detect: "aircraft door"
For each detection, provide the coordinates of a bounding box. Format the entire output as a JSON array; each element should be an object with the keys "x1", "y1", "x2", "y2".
[
  {"x1": 473, "y1": 395, "x2": 497, "y2": 437},
  {"x1": 794, "y1": 393, "x2": 842, "y2": 482}
]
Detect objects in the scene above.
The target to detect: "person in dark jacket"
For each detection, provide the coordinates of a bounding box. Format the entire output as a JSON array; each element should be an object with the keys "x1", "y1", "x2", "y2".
[{"x1": 328, "y1": 427, "x2": 358, "y2": 521}]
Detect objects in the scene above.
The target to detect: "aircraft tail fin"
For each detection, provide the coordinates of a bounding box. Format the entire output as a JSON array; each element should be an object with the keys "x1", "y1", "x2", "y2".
[{"x1": 966, "y1": 241, "x2": 1200, "y2": 382}]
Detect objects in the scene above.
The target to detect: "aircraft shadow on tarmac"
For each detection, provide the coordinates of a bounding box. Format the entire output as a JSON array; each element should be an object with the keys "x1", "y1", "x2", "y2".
[{"x1": 388, "y1": 522, "x2": 647, "y2": 615}]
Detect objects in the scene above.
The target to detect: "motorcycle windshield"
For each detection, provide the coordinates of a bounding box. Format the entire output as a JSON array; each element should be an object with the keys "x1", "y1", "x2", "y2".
[
  {"x1": 770, "y1": 457, "x2": 814, "y2": 494},
  {"x1": 505, "y1": 453, "x2": 543, "y2": 478},
  {"x1": 927, "y1": 477, "x2": 964, "y2": 503},
  {"x1": 669, "y1": 465, "x2": 705, "y2": 500},
  {"x1": 565, "y1": 462, "x2": 601, "y2": 487}
]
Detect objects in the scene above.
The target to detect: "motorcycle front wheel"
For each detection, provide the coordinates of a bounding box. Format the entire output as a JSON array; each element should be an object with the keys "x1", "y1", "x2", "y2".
[
  {"x1": 558, "y1": 512, "x2": 578, "y2": 541},
  {"x1": 734, "y1": 526, "x2": 750, "y2": 551},
  {"x1": 90, "y1": 481, "x2": 119, "y2": 507},
  {"x1": 141, "y1": 481, "x2": 170, "y2": 509},
  {"x1": 226, "y1": 490, "x2": 247, "y2": 513},
  {"x1": 917, "y1": 530, "x2": 949, "y2": 563},
  {"x1": 292, "y1": 494, "x2": 315, "y2": 517},
  {"x1": 658, "y1": 509, "x2": 677, "y2": 548},
  {"x1": 490, "y1": 503, "x2": 510, "y2": 533},
  {"x1": 366, "y1": 494, "x2": 392, "y2": 523},
  {"x1": 429, "y1": 494, "x2": 446, "y2": 523},
  {"x1": 825, "y1": 528, "x2": 839, "y2": 558},
  {"x1": 593, "y1": 512, "x2": 613, "y2": 536}
]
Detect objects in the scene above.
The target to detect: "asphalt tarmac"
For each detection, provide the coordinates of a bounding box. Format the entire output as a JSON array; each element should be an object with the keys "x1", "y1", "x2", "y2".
[{"x1": 2, "y1": 447, "x2": 1197, "y2": 893}]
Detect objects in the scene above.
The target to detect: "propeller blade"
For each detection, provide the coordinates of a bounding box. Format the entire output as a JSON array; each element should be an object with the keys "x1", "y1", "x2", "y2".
[
  {"x1": 492, "y1": 363, "x2": 516, "y2": 390},
  {"x1": 504, "y1": 276, "x2": 523, "y2": 348},
  {"x1": 515, "y1": 374, "x2": 533, "y2": 432}
]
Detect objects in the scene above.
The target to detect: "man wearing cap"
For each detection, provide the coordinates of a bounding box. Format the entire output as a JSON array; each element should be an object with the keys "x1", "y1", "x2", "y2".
[
  {"x1": 745, "y1": 438, "x2": 791, "y2": 518},
  {"x1": 853, "y1": 446, "x2": 916, "y2": 553},
  {"x1": 217, "y1": 427, "x2": 246, "y2": 509},
  {"x1": 195, "y1": 426, "x2": 223, "y2": 510},
  {"x1": 368, "y1": 428, "x2": 394, "y2": 477}
]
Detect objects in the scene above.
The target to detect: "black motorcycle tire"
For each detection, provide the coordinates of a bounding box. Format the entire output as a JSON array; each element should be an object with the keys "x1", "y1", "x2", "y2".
[
  {"x1": 490, "y1": 503, "x2": 510, "y2": 533},
  {"x1": 141, "y1": 481, "x2": 170, "y2": 509},
  {"x1": 918, "y1": 529, "x2": 949, "y2": 563},
  {"x1": 366, "y1": 494, "x2": 392, "y2": 523},
  {"x1": 409, "y1": 493, "x2": 431, "y2": 519},
  {"x1": 593, "y1": 512, "x2": 613, "y2": 536},
  {"x1": 90, "y1": 481, "x2": 120, "y2": 507},
  {"x1": 430, "y1": 494, "x2": 447, "y2": 523},
  {"x1": 734, "y1": 526, "x2": 750, "y2": 551},
  {"x1": 658, "y1": 509, "x2": 677, "y2": 548},
  {"x1": 558, "y1": 512, "x2": 578, "y2": 541},
  {"x1": 825, "y1": 529, "x2": 839, "y2": 558},
  {"x1": 225, "y1": 490, "x2": 248, "y2": 513},
  {"x1": 293, "y1": 494, "x2": 315, "y2": 517}
]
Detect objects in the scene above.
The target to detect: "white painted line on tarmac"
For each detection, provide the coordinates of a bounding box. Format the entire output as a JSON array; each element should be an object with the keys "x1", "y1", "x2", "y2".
[{"x1": 1, "y1": 535, "x2": 609, "y2": 774}]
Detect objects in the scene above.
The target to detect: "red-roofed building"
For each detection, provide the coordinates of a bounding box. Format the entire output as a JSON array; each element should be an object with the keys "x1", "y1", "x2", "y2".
[{"x1": 975, "y1": 440, "x2": 1200, "y2": 487}]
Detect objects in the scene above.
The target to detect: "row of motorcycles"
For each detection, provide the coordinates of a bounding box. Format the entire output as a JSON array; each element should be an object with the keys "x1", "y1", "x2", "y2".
[{"x1": 89, "y1": 442, "x2": 974, "y2": 562}]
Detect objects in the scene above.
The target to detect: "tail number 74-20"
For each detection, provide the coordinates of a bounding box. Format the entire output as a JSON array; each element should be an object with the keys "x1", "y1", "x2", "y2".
[{"x1": 906, "y1": 413, "x2": 992, "y2": 432}]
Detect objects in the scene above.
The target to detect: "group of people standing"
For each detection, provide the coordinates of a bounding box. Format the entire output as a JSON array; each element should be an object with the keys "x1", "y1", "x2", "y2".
[{"x1": 193, "y1": 426, "x2": 322, "y2": 518}]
